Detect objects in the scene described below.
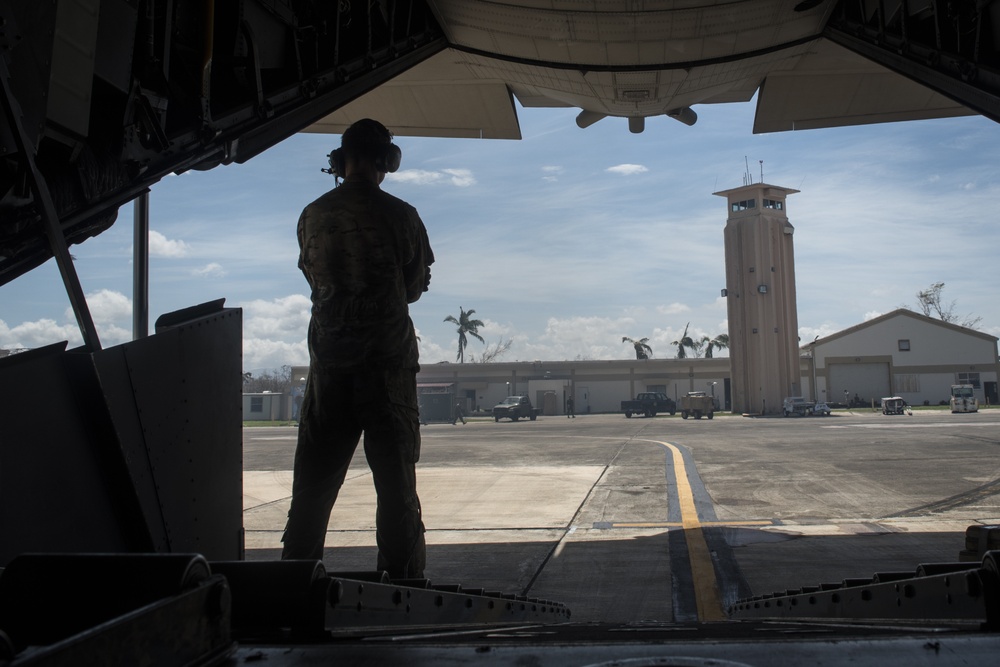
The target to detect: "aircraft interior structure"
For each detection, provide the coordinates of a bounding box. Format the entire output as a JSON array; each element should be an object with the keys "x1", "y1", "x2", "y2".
[{"x1": 2, "y1": 1, "x2": 1000, "y2": 664}]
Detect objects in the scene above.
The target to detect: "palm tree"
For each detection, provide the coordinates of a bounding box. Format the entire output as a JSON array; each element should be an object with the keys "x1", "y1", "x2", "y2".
[
  {"x1": 622, "y1": 336, "x2": 653, "y2": 359},
  {"x1": 690, "y1": 335, "x2": 710, "y2": 358},
  {"x1": 671, "y1": 323, "x2": 694, "y2": 359},
  {"x1": 705, "y1": 334, "x2": 729, "y2": 358},
  {"x1": 444, "y1": 307, "x2": 485, "y2": 363}
]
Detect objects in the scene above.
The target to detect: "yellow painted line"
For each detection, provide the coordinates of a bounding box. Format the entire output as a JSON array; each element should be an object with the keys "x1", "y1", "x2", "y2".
[
  {"x1": 650, "y1": 439, "x2": 727, "y2": 622},
  {"x1": 609, "y1": 520, "x2": 773, "y2": 528}
]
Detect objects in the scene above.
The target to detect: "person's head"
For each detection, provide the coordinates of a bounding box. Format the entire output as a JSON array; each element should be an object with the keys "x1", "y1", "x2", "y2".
[{"x1": 340, "y1": 119, "x2": 401, "y2": 180}]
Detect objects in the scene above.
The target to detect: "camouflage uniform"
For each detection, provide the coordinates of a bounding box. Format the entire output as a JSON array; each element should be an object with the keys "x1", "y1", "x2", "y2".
[{"x1": 281, "y1": 178, "x2": 433, "y2": 579}]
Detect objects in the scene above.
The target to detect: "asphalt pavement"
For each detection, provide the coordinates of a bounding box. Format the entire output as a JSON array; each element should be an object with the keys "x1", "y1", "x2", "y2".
[{"x1": 242, "y1": 408, "x2": 1000, "y2": 623}]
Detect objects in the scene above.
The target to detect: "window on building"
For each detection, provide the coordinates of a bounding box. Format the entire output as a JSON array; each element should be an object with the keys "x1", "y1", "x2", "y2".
[
  {"x1": 250, "y1": 396, "x2": 263, "y2": 413},
  {"x1": 957, "y1": 372, "x2": 981, "y2": 389},
  {"x1": 763, "y1": 198, "x2": 783, "y2": 210},
  {"x1": 898, "y1": 339, "x2": 911, "y2": 351},
  {"x1": 731, "y1": 198, "x2": 757, "y2": 212},
  {"x1": 895, "y1": 374, "x2": 920, "y2": 393},
  {"x1": 646, "y1": 384, "x2": 666, "y2": 394}
]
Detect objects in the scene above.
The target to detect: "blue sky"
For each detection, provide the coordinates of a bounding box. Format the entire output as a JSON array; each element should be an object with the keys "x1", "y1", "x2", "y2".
[{"x1": 2, "y1": 98, "x2": 999, "y2": 371}]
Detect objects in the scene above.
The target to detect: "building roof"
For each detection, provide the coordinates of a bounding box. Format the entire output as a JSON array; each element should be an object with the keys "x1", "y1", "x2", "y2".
[{"x1": 804, "y1": 308, "x2": 998, "y2": 350}]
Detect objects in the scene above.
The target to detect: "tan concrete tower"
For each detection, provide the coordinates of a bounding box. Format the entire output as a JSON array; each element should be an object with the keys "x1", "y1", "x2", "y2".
[{"x1": 714, "y1": 183, "x2": 800, "y2": 415}]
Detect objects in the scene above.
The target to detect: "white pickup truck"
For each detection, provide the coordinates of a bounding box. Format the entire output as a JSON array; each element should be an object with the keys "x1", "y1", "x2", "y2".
[{"x1": 782, "y1": 396, "x2": 815, "y2": 417}]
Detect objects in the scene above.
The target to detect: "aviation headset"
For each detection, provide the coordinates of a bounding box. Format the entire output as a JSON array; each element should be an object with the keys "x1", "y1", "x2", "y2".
[{"x1": 324, "y1": 119, "x2": 402, "y2": 178}]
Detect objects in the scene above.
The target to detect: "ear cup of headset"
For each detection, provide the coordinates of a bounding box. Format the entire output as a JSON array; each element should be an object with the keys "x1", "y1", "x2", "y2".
[
  {"x1": 327, "y1": 148, "x2": 345, "y2": 177},
  {"x1": 327, "y1": 141, "x2": 401, "y2": 176},
  {"x1": 376, "y1": 143, "x2": 402, "y2": 173}
]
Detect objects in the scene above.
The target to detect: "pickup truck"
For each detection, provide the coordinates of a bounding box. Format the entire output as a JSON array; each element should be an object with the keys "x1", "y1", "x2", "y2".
[
  {"x1": 782, "y1": 396, "x2": 815, "y2": 417},
  {"x1": 680, "y1": 391, "x2": 714, "y2": 419},
  {"x1": 493, "y1": 395, "x2": 540, "y2": 422},
  {"x1": 621, "y1": 392, "x2": 677, "y2": 418}
]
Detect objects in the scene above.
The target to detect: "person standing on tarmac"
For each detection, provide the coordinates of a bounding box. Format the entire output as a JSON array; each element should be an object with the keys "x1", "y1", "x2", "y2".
[{"x1": 281, "y1": 119, "x2": 434, "y2": 580}]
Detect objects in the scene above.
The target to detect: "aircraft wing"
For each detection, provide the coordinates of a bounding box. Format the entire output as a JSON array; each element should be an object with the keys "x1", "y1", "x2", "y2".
[
  {"x1": 753, "y1": 38, "x2": 974, "y2": 133},
  {"x1": 309, "y1": 0, "x2": 973, "y2": 137}
]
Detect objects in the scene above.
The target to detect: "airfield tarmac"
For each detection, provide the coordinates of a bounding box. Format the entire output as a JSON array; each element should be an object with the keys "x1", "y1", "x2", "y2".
[{"x1": 242, "y1": 408, "x2": 1000, "y2": 623}]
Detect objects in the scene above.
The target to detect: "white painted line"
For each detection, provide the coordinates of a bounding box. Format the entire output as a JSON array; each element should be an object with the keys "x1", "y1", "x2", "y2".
[{"x1": 823, "y1": 422, "x2": 1000, "y2": 430}]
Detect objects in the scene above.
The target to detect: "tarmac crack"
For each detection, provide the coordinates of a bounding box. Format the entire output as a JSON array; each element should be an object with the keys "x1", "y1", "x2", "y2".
[
  {"x1": 519, "y1": 427, "x2": 650, "y2": 596},
  {"x1": 885, "y1": 476, "x2": 1000, "y2": 518}
]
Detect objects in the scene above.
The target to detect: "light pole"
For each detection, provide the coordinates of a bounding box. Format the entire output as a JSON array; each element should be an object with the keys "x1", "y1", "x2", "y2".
[
  {"x1": 709, "y1": 381, "x2": 717, "y2": 408},
  {"x1": 506, "y1": 381, "x2": 510, "y2": 396}
]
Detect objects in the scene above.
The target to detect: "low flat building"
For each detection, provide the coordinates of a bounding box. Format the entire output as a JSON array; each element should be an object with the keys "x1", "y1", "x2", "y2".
[
  {"x1": 416, "y1": 357, "x2": 732, "y2": 416},
  {"x1": 416, "y1": 311, "x2": 998, "y2": 415}
]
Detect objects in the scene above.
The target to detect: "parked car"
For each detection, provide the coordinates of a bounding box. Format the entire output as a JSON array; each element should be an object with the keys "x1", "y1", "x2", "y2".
[
  {"x1": 492, "y1": 395, "x2": 539, "y2": 422},
  {"x1": 782, "y1": 396, "x2": 815, "y2": 417},
  {"x1": 621, "y1": 391, "x2": 676, "y2": 418},
  {"x1": 812, "y1": 402, "x2": 832, "y2": 416}
]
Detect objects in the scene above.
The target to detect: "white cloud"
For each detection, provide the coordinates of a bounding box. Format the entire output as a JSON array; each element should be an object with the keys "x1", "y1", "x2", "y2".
[
  {"x1": 0, "y1": 317, "x2": 81, "y2": 350},
  {"x1": 239, "y1": 294, "x2": 311, "y2": 369},
  {"x1": 387, "y1": 168, "x2": 476, "y2": 187},
  {"x1": 657, "y1": 302, "x2": 691, "y2": 316},
  {"x1": 442, "y1": 168, "x2": 476, "y2": 187},
  {"x1": 148, "y1": 230, "x2": 190, "y2": 257},
  {"x1": 863, "y1": 310, "x2": 884, "y2": 321},
  {"x1": 606, "y1": 164, "x2": 649, "y2": 175},
  {"x1": 193, "y1": 262, "x2": 227, "y2": 277},
  {"x1": 799, "y1": 324, "x2": 842, "y2": 342},
  {"x1": 541, "y1": 165, "x2": 564, "y2": 182},
  {"x1": 77, "y1": 289, "x2": 133, "y2": 325},
  {"x1": 0, "y1": 290, "x2": 134, "y2": 350}
]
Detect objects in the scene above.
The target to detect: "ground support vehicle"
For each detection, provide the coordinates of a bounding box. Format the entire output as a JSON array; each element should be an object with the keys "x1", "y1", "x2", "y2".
[
  {"x1": 492, "y1": 395, "x2": 539, "y2": 422},
  {"x1": 812, "y1": 402, "x2": 832, "y2": 416},
  {"x1": 621, "y1": 392, "x2": 676, "y2": 418},
  {"x1": 782, "y1": 396, "x2": 815, "y2": 417},
  {"x1": 881, "y1": 396, "x2": 909, "y2": 415},
  {"x1": 680, "y1": 391, "x2": 714, "y2": 419},
  {"x1": 951, "y1": 384, "x2": 979, "y2": 413}
]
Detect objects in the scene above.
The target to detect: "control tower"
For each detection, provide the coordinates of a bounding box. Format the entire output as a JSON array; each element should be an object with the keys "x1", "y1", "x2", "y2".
[{"x1": 714, "y1": 183, "x2": 801, "y2": 415}]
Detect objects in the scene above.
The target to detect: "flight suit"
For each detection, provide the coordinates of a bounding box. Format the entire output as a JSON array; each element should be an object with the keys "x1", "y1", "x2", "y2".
[{"x1": 281, "y1": 179, "x2": 433, "y2": 579}]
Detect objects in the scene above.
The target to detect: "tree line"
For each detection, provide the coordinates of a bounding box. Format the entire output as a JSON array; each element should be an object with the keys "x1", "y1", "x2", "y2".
[
  {"x1": 622, "y1": 325, "x2": 729, "y2": 360},
  {"x1": 243, "y1": 283, "x2": 983, "y2": 379}
]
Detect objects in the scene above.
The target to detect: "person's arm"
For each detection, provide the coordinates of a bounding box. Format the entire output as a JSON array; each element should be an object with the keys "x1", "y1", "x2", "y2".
[{"x1": 403, "y1": 208, "x2": 434, "y2": 303}]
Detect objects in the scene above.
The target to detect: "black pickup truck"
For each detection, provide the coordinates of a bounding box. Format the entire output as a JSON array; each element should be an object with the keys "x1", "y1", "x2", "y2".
[
  {"x1": 493, "y1": 395, "x2": 540, "y2": 422},
  {"x1": 621, "y1": 392, "x2": 677, "y2": 418}
]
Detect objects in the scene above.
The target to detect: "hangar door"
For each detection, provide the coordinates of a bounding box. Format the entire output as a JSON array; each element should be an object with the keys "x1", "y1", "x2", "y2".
[{"x1": 829, "y1": 363, "x2": 891, "y2": 404}]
